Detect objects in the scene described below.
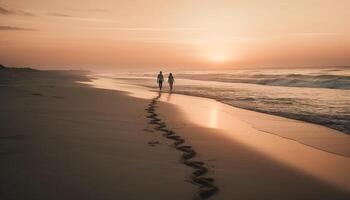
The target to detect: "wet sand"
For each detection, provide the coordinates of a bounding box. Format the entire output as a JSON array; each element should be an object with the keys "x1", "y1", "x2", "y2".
[
  {"x1": 156, "y1": 94, "x2": 350, "y2": 199},
  {"x1": 86, "y1": 75, "x2": 350, "y2": 199},
  {"x1": 1, "y1": 70, "x2": 350, "y2": 199}
]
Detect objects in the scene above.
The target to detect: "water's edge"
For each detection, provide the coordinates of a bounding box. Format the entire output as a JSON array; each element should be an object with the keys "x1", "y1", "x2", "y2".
[{"x1": 128, "y1": 82, "x2": 350, "y2": 135}]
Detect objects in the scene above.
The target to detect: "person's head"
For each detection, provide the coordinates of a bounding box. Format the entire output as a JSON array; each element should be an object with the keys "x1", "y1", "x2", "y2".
[
  {"x1": 160, "y1": 71, "x2": 162, "y2": 74},
  {"x1": 169, "y1": 73, "x2": 172, "y2": 76}
]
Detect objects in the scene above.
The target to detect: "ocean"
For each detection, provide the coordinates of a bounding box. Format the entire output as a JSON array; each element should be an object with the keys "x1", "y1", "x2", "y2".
[{"x1": 97, "y1": 67, "x2": 350, "y2": 134}]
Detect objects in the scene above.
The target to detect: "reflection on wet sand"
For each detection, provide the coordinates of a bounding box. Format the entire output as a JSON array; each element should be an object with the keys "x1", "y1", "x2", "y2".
[
  {"x1": 209, "y1": 102, "x2": 218, "y2": 128},
  {"x1": 159, "y1": 93, "x2": 350, "y2": 193},
  {"x1": 166, "y1": 91, "x2": 172, "y2": 102}
]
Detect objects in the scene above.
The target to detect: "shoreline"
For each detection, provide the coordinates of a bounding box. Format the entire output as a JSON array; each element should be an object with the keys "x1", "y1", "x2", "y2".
[
  {"x1": 133, "y1": 82, "x2": 350, "y2": 135},
  {"x1": 173, "y1": 93, "x2": 350, "y2": 158},
  {"x1": 85, "y1": 75, "x2": 350, "y2": 158},
  {"x1": 167, "y1": 89, "x2": 349, "y2": 135},
  {"x1": 97, "y1": 73, "x2": 349, "y2": 135}
]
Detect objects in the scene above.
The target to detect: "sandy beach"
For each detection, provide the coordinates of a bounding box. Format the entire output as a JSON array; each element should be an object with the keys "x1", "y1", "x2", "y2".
[
  {"x1": 0, "y1": 69, "x2": 193, "y2": 199},
  {"x1": 1, "y1": 69, "x2": 350, "y2": 200}
]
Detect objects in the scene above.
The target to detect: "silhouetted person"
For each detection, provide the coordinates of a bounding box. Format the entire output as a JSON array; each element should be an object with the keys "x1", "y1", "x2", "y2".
[
  {"x1": 168, "y1": 73, "x2": 175, "y2": 91},
  {"x1": 157, "y1": 71, "x2": 164, "y2": 90}
]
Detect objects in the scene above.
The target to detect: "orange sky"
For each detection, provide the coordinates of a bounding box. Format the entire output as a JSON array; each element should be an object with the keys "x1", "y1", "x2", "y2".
[{"x1": 0, "y1": 0, "x2": 350, "y2": 71}]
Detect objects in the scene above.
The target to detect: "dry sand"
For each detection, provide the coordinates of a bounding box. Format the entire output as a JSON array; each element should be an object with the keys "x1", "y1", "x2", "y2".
[
  {"x1": 0, "y1": 70, "x2": 193, "y2": 200},
  {"x1": 1, "y1": 69, "x2": 350, "y2": 200}
]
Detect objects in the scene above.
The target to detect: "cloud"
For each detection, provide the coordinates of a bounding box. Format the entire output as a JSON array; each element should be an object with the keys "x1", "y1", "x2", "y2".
[
  {"x1": 0, "y1": 6, "x2": 35, "y2": 16},
  {"x1": 48, "y1": 12, "x2": 72, "y2": 17},
  {"x1": 88, "y1": 8, "x2": 108, "y2": 12},
  {"x1": 48, "y1": 13, "x2": 113, "y2": 22},
  {"x1": 0, "y1": 6, "x2": 12, "y2": 15},
  {"x1": 0, "y1": 25, "x2": 37, "y2": 31},
  {"x1": 87, "y1": 27, "x2": 203, "y2": 32},
  {"x1": 55, "y1": 16, "x2": 117, "y2": 23},
  {"x1": 13, "y1": 10, "x2": 35, "y2": 16},
  {"x1": 289, "y1": 32, "x2": 339, "y2": 37}
]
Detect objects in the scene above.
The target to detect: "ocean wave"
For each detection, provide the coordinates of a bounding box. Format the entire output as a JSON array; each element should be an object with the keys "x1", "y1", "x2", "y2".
[{"x1": 175, "y1": 73, "x2": 350, "y2": 90}]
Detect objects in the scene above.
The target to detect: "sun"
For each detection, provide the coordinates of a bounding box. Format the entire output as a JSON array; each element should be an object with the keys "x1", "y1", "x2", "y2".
[
  {"x1": 196, "y1": 41, "x2": 236, "y2": 64},
  {"x1": 209, "y1": 52, "x2": 229, "y2": 63}
]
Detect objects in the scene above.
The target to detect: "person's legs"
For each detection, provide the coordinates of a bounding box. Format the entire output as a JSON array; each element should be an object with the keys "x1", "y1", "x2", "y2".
[
  {"x1": 159, "y1": 81, "x2": 163, "y2": 90},
  {"x1": 169, "y1": 82, "x2": 173, "y2": 91}
]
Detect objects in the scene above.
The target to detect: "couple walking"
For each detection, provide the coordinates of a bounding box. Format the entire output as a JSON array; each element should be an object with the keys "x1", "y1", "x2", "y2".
[{"x1": 156, "y1": 71, "x2": 175, "y2": 91}]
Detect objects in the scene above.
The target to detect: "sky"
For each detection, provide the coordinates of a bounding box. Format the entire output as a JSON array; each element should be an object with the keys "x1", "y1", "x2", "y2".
[{"x1": 0, "y1": 0, "x2": 350, "y2": 71}]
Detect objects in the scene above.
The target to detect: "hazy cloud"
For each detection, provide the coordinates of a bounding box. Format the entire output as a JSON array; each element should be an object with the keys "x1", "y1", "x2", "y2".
[
  {"x1": 87, "y1": 27, "x2": 203, "y2": 32},
  {"x1": 48, "y1": 12, "x2": 72, "y2": 17},
  {"x1": 0, "y1": 6, "x2": 12, "y2": 15},
  {"x1": 13, "y1": 10, "x2": 35, "y2": 16},
  {"x1": 290, "y1": 32, "x2": 339, "y2": 37},
  {"x1": 0, "y1": 25, "x2": 37, "y2": 31},
  {"x1": 89, "y1": 8, "x2": 108, "y2": 12},
  {"x1": 56, "y1": 16, "x2": 117, "y2": 23},
  {"x1": 48, "y1": 13, "x2": 113, "y2": 23},
  {"x1": 65, "y1": 8, "x2": 109, "y2": 13},
  {"x1": 0, "y1": 6, "x2": 35, "y2": 16}
]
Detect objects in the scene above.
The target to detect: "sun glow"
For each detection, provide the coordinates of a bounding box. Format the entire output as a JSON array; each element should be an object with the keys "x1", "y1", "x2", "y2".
[
  {"x1": 209, "y1": 52, "x2": 230, "y2": 63},
  {"x1": 194, "y1": 37, "x2": 235, "y2": 64}
]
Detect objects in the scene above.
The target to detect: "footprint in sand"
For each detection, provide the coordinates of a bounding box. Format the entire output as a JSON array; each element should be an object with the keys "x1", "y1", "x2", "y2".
[
  {"x1": 52, "y1": 95, "x2": 63, "y2": 99},
  {"x1": 144, "y1": 92, "x2": 218, "y2": 200},
  {"x1": 143, "y1": 128, "x2": 154, "y2": 133},
  {"x1": 31, "y1": 93, "x2": 43, "y2": 96},
  {"x1": 148, "y1": 141, "x2": 161, "y2": 147}
]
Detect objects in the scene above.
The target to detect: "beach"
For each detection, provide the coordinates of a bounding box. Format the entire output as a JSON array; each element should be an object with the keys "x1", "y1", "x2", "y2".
[{"x1": 1, "y1": 69, "x2": 350, "y2": 200}]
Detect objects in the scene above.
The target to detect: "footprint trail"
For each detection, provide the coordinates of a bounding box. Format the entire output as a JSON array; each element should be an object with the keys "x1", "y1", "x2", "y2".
[{"x1": 145, "y1": 92, "x2": 218, "y2": 200}]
